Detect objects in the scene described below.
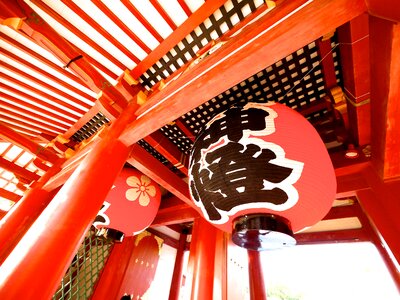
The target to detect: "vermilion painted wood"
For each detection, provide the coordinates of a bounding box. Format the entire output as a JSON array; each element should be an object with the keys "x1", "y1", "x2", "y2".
[
  {"x1": 2, "y1": 62, "x2": 91, "y2": 110},
  {"x1": 357, "y1": 164, "x2": 400, "y2": 266},
  {"x1": 0, "y1": 102, "x2": 69, "y2": 134},
  {"x1": 0, "y1": 98, "x2": 139, "y2": 299},
  {"x1": 61, "y1": 0, "x2": 140, "y2": 64},
  {"x1": 369, "y1": 16, "x2": 400, "y2": 179},
  {"x1": 149, "y1": 0, "x2": 177, "y2": 30},
  {"x1": 366, "y1": 0, "x2": 400, "y2": 22},
  {"x1": 61, "y1": 102, "x2": 104, "y2": 139},
  {"x1": 0, "y1": 113, "x2": 61, "y2": 137},
  {"x1": 2, "y1": 2, "x2": 129, "y2": 112},
  {"x1": 168, "y1": 232, "x2": 188, "y2": 300},
  {"x1": 147, "y1": 227, "x2": 179, "y2": 249},
  {"x1": 1, "y1": 73, "x2": 84, "y2": 120},
  {"x1": 0, "y1": 188, "x2": 54, "y2": 265},
  {"x1": 93, "y1": 0, "x2": 151, "y2": 54},
  {"x1": 248, "y1": 250, "x2": 267, "y2": 300},
  {"x1": 337, "y1": 14, "x2": 371, "y2": 146},
  {"x1": 0, "y1": 188, "x2": 21, "y2": 202},
  {"x1": 128, "y1": 145, "x2": 192, "y2": 206},
  {"x1": 316, "y1": 38, "x2": 337, "y2": 90},
  {"x1": 29, "y1": 0, "x2": 127, "y2": 71},
  {"x1": 187, "y1": 218, "x2": 218, "y2": 300},
  {"x1": 121, "y1": 0, "x2": 367, "y2": 146},
  {"x1": 0, "y1": 89, "x2": 73, "y2": 127},
  {"x1": 0, "y1": 34, "x2": 93, "y2": 94},
  {"x1": 152, "y1": 200, "x2": 198, "y2": 226},
  {"x1": 0, "y1": 121, "x2": 40, "y2": 139},
  {"x1": 295, "y1": 228, "x2": 369, "y2": 244},
  {"x1": 144, "y1": 130, "x2": 189, "y2": 176},
  {"x1": 175, "y1": 119, "x2": 195, "y2": 142},
  {"x1": 131, "y1": 0, "x2": 228, "y2": 78},
  {"x1": 121, "y1": 0, "x2": 163, "y2": 43},
  {"x1": 177, "y1": 0, "x2": 192, "y2": 17},
  {"x1": 0, "y1": 122, "x2": 60, "y2": 163},
  {"x1": 117, "y1": 234, "x2": 161, "y2": 298},
  {"x1": 0, "y1": 156, "x2": 40, "y2": 182},
  {"x1": 1, "y1": 48, "x2": 95, "y2": 101},
  {"x1": 91, "y1": 237, "x2": 136, "y2": 300}
]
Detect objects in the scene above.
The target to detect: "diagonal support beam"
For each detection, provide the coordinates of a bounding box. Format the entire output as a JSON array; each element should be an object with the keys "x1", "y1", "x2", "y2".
[{"x1": 0, "y1": 157, "x2": 40, "y2": 183}]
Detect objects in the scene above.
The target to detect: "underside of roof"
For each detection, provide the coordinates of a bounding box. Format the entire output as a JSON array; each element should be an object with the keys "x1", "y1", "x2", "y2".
[{"x1": 0, "y1": 0, "x2": 392, "y2": 242}]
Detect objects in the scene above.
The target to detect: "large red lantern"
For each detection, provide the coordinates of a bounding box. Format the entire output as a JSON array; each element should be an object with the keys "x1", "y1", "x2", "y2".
[
  {"x1": 189, "y1": 102, "x2": 336, "y2": 250},
  {"x1": 93, "y1": 167, "x2": 161, "y2": 238}
]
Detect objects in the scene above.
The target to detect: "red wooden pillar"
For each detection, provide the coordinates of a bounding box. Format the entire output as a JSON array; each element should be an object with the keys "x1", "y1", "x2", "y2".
[
  {"x1": 0, "y1": 99, "x2": 139, "y2": 299},
  {"x1": 169, "y1": 231, "x2": 188, "y2": 300},
  {"x1": 0, "y1": 160, "x2": 64, "y2": 265},
  {"x1": 248, "y1": 250, "x2": 267, "y2": 300},
  {"x1": 91, "y1": 237, "x2": 137, "y2": 300},
  {"x1": 337, "y1": 14, "x2": 371, "y2": 146},
  {"x1": 187, "y1": 217, "x2": 219, "y2": 300}
]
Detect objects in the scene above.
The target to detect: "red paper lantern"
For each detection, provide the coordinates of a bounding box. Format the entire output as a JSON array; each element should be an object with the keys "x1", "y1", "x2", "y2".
[
  {"x1": 189, "y1": 102, "x2": 336, "y2": 249},
  {"x1": 93, "y1": 167, "x2": 161, "y2": 237}
]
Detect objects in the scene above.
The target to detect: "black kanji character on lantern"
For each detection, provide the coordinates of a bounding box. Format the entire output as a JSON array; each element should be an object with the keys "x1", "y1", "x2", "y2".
[
  {"x1": 190, "y1": 141, "x2": 294, "y2": 222},
  {"x1": 199, "y1": 107, "x2": 271, "y2": 150}
]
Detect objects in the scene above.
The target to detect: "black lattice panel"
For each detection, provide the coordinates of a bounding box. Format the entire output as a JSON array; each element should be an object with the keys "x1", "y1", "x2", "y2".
[
  {"x1": 180, "y1": 40, "x2": 328, "y2": 134},
  {"x1": 71, "y1": 112, "x2": 110, "y2": 142},
  {"x1": 137, "y1": 139, "x2": 183, "y2": 175},
  {"x1": 140, "y1": 0, "x2": 265, "y2": 89},
  {"x1": 160, "y1": 124, "x2": 193, "y2": 155},
  {"x1": 331, "y1": 33, "x2": 343, "y2": 86}
]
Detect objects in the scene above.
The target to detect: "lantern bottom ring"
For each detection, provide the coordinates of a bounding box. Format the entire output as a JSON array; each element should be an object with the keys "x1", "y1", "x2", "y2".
[{"x1": 232, "y1": 214, "x2": 296, "y2": 251}]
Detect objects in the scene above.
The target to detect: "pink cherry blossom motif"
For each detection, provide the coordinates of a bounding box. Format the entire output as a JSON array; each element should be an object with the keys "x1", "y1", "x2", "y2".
[{"x1": 125, "y1": 175, "x2": 157, "y2": 206}]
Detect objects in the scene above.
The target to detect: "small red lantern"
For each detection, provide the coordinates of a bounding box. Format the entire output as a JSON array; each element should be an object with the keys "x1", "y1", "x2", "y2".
[
  {"x1": 93, "y1": 167, "x2": 161, "y2": 238},
  {"x1": 189, "y1": 102, "x2": 336, "y2": 250}
]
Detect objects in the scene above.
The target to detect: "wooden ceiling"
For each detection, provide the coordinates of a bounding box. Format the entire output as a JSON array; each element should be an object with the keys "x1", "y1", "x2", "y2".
[{"x1": 0, "y1": 0, "x2": 397, "y2": 245}]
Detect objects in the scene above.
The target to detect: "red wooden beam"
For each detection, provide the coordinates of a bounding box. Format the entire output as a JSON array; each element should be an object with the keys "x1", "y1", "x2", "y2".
[
  {"x1": 60, "y1": 0, "x2": 140, "y2": 65},
  {"x1": 144, "y1": 130, "x2": 189, "y2": 176},
  {"x1": 0, "y1": 157, "x2": 40, "y2": 183},
  {"x1": 295, "y1": 228, "x2": 369, "y2": 244},
  {"x1": 366, "y1": 0, "x2": 400, "y2": 23},
  {"x1": 0, "y1": 88, "x2": 74, "y2": 127},
  {"x1": 0, "y1": 188, "x2": 22, "y2": 202},
  {"x1": 128, "y1": 144, "x2": 192, "y2": 206},
  {"x1": 357, "y1": 164, "x2": 400, "y2": 265},
  {"x1": 369, "y1": 16, "x2": 400, "y2": 179},
  {"x1": 0, "y1": 122, "x2": 60, "y2": 164},
  {"x1": 29, "y1": 0, "x2": 126, "y2": 72},
  {"x1": 149, "y1": 0, "x2": 177, "y2": 31},
  {"x1": 92, "y1": 0, "x2": 151, "y2": 54},
  {"x1": 177, "y1": 0, "x2": 192, "y2": 17},
  {"x1": 316, "y1": 37, "x2": 338, "y2": 90},
  {"x1": 146, "y1": 228, "x2": 179, "y2": 249},
  {"x1": 168, "y1": 231, "x2": 188, "y2": 300},
  {"x1": 337, "y1": 14, "x2": 371, "y2": 146},
  {"x1": 1, "y1": 48, "x2": 95, "y2": 102},
  {"x1": 131, "y1": 0, "x2": 227, "y2": 78},
  {"x1": 0, "y1": 99, "x2": 70, "y2": 132},
  {"x1": 91, "y1": 237, "x2": 135, "y2": 300},
  {"x1": 121, "y1": 0, "x2": 163, "y2": 43},
  {"x1": 152, "y1": 196, "x2": 198, "y2": 227},
  {"x1": 121, "y1": 0, "x2": 367, "y2": 146},
  {"x1": 2, "y1": 62, "x2": 91, "y2": 111},
  {"x1": 1, "y1": 73, "x2": 82, "y2": 121},
  {"x1": 1, "y1": 1, "x2": 129, "y2": 112},
  {"x1": 0, "y1": 110, "x2": 63, "y2": 137}
]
